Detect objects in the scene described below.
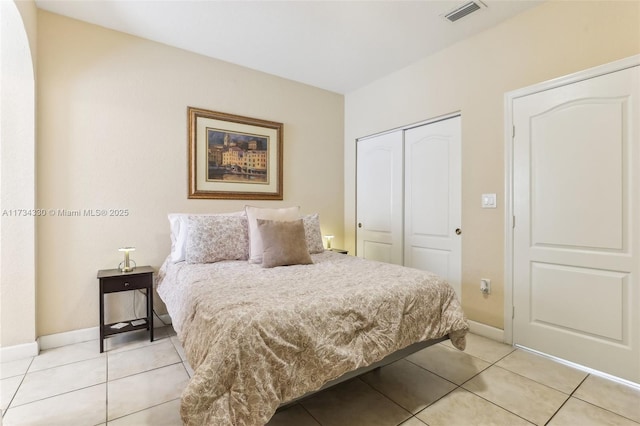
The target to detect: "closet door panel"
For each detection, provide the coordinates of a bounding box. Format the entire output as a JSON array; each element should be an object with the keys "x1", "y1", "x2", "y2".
[
  {"x1": 404, "y1": 117, "x2": 461, "y2": 297},
  {"x1": 356, "y1": 131, "x2": 403, "y2": 265}
]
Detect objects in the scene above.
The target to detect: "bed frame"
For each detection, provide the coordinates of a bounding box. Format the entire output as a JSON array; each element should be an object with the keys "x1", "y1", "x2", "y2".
[{"x1": 279, "y1": 336, "x2": 448, "y2": 408}]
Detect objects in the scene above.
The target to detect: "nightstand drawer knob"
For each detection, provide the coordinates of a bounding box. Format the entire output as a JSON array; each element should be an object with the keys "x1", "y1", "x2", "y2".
[{"x1": 124, "y1": 282, "x2": 130, "y2": 287}]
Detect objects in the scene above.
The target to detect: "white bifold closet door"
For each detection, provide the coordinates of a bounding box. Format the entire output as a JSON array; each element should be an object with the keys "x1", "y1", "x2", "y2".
[{"x1": 356, "y1": 116, "x2": 461, "y2": 298}]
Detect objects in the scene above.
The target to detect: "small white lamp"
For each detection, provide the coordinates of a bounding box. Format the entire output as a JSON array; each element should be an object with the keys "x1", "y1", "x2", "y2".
[
  {"x1": 325, "y1": 235, "x2": 334, "y2": 249},
  {"x1": 118, "y1": 247, "x2": 136, "y2": 272}
]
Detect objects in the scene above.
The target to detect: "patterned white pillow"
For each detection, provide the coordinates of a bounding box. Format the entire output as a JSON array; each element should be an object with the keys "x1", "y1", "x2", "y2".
[
  {"x1": 185, "y1": 215, "x2": 249, "y2": 264},
  {"x1": 302, "y1": 213, "x2": 325, "y2": 254},
  {"x1": 168, "y1": 211, "x2": 244, "y2": 263}
]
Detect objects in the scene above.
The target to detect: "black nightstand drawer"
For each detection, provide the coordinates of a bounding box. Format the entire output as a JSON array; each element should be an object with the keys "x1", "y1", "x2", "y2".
[{"x1": 102, "y1": 274, "x2": 150, "y2": 293}]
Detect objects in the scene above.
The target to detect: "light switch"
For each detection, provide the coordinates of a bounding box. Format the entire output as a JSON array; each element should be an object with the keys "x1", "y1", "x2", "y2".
[{"x1": 482, "y1": 193, "x2": 497, "y2": 208}]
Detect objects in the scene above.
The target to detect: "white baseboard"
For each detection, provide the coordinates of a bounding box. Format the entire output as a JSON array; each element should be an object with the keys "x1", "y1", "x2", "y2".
[
  {"x1": 2, "y1": 314, "x2": 171, "y2": 361},
  {"x1": 1, "y1": 326, "x2": 107, "y2": 359},
  {"x1": 37, "y1": 315, "x2": 173, "y2": 351},
  {"x1": 38, "y1": 326, "x2": 100, "y2": 350},
  {"x1": 155, "y1": 313, "x2": 173, "y2": 327},
  {"x1": 468, "y1": 320, "x2": 505, "y2": 343},
  {"x1": 0, "y1": 341, "x2": 39, "y2": 362}
]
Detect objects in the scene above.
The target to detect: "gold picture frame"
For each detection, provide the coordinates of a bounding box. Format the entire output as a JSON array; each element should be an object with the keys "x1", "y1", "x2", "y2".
[{"x1": 188, "y1": 107, "x2": 283, "y2": 200}]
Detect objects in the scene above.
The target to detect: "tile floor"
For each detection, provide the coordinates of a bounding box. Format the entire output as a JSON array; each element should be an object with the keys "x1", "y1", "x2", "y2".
[{"x1": 1, "y1": 328, "x2": 639, "y2": 426}]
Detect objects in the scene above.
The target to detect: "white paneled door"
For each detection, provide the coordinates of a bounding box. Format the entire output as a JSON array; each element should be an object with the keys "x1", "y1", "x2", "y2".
[
  {"x1": 404, "y1": 117, "x2": 462, "y2": 298},
  {"x1": 512, "y1": 64, "x2": 639, "y2": 382},
  {"x1": 356, "y1": 131, "x2": 404, "y2": 265}
]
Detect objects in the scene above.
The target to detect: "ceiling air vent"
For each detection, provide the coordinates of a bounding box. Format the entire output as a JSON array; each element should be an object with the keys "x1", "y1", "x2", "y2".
[{"x1": 444, "y1": 1, "x2": 486, "y2": 22}]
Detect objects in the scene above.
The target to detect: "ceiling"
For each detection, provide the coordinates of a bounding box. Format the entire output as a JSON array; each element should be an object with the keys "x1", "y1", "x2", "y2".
[{"x1": 35, "y1": 0, "x2": 542, "y2": 94}]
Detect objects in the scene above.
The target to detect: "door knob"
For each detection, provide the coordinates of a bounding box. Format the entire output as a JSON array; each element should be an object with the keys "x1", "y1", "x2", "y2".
[
  {"x1": 358, "y1": 223, "x2": 362, "y2": 228},
  {"x1": 455, "y1": 228, "x2": 462, "y2": 235}
]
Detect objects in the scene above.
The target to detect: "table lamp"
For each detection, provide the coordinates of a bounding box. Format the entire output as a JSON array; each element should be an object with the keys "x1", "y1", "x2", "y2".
[
  {"x1": 118, "y1": 247, "x2": 136, "y2": 272},
  {"x1": 325, "y1": 235, "x2": 334, "y2": 249}
]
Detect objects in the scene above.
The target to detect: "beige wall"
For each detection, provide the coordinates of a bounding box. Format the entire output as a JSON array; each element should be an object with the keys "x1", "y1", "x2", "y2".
[
  {"x1": 37, "y1": 11, "x2": 344, "y2": 336},
  {"x1": 344, "y1": 1, "x2": 640, "y2": 329}
]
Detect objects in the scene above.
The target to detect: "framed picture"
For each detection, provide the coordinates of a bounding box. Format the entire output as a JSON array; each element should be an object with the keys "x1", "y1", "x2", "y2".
[{"x1": 188, "y1": 107, "x2": 283, "y2": 200}]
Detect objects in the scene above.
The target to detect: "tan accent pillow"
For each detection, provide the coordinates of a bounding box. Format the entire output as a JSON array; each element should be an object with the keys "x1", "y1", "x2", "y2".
[
  {"x1": 245, "y1": 205, "x2": 300, "y2": 263},
  {"x1": 257, "y1": 219, "x2": 313, "y2": 268}
]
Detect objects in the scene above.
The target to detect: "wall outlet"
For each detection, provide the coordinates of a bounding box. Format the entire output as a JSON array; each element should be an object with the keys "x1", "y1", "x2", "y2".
[{"x1": 480, "y1": 278, "x2": 491, "y2": 294}]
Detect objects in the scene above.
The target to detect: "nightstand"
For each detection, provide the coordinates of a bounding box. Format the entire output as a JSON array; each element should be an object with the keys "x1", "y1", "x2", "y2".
[
  {"x1": 328, "y1": 248, "x2": 349, "y2": 254},
  {"x1": 97, "y1": 266, "x2": 154, "y2": 352}
]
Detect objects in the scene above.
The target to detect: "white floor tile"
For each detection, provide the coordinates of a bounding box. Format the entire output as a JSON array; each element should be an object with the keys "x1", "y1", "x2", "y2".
[
  {"x1": 183, "y1": 361, "x2": 194, "y2": 378},
  {"x1": 399, "y1": 417, "x2": 428, "y2": 426},
  {"x1": 462, "y1": 365, "x2": 568, "y2": 425},
  {"x1": 107, "y1": 363, "x2": 189, "y2": 421},
  {"x1": 360, "y1": 359, "x2": 456, "y2": 414},
  {"x1": 29, "y1": 340, "x2": 104, "y2": 373},
  {"x1": 107, "y1": 398, "x2": 182, "y2": 425},
  {"x1": 406, "y1": 344, "x2": 490, "y2": 385},
  {"x1": 0, "y1": 358, "x2": 32, "y2": 380},
  {"x1": 169, "y1": 336, "x2": 187, "y2": 362},
  {"x1": 496, "y1": 349, "x2": 588, "y2": 394},
  {"x1": 416, "y1": 388, "x2": 533, "y2": 426},
  {"x1": 267, "y1": 404, "x2": 321, "y2": 426},
  {"x1": 442, "y1": 333, "x2": 515, "y2": 363},
  {"x1": 4, "y1": 330, "x2": 639, "y2": 426},
  {"x1": 573, "y1": 375, "x2": 640, "y2": 423},
  {"x1": 2, "y1": 384, "x2": 106, "y2": 426},
  {"x1": 548, "y1": 397, "x2": 639, "y2": 426},
  {"x1": 1, "y1": 376, "x2": 22, "y2": 410},
  {"x1": 104, "y1": 329, "x2": 165, "y2": 354},
  {"x1": 301, "y1": 378, "x2": 411, "y2": 426},
  {"x1": 11, "y1": 357, "x2": 106, "y2": 407},
  {"x1": 107, "y1": 339, "x2": 181, "y2": 380},
  {"x1": 162, "y1": 326, "x2": 177, "y2": 337}
]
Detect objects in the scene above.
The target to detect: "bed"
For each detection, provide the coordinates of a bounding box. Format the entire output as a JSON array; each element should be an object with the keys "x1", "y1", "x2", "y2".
[{"x1": 157, "y1": 208, "x2": 468, "y2": 425}]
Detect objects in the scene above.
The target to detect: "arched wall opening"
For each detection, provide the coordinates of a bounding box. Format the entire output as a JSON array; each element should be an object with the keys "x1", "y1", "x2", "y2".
[{"x1": 0, "y1": 0, "x2": 37, "y2": 358}]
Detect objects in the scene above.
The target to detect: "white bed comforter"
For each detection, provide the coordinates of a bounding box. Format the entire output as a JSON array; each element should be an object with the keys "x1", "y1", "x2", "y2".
[{"x1": 157, "y1": 251, "x2": 468, "y2": 425}]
